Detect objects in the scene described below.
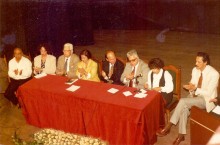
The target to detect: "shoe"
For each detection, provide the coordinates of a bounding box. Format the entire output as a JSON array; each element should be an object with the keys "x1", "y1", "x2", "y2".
[
  {"x1": 173, "y1": 136, "x2": 185, "y2": 145},
  {"x1": 156, "y1": 128, "x2": 170, "y2": 137}
]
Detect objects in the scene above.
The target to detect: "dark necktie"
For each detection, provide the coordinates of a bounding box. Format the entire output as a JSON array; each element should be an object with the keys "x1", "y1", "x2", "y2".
[
  {"x1": 129, "y1": 66, "x2": 135, "y2": 87},
  {"x1": 64, "y1": 58, "x2": 68, "y2": 74},
  {"x1": 197, "y1": 72, "x2": 203, "y2": 88}
]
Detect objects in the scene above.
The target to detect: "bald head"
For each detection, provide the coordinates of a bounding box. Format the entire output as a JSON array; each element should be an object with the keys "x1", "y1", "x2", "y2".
[
  {"x1": 14, "y1": 48, "x2": 23, "y2": 62},
  {"x1": 106, "y1": 50, "x2": 116, "y2": 64}
]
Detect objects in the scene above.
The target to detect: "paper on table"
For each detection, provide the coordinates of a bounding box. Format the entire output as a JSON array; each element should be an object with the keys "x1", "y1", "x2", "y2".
[
  {"x1": 212, "y1": 105, "x2": 220, "y2": 115},
  {"x1": 134, "y1": 93, "x2": 147, "y2": 98},
  {"x1": 34, "y1": 72, "x2": 47, "y2": 79},
  {"x1": 107, "y1": 88, "x2": 119, "y2": 94},
  {"x1": 123, "y1": 91, "x2": 132, "y2": 97},
  {"x1": 139, "y1": 89, "x2": 147, "y2": 94},
  {"x1": 66, "y1": 85, "x2": 80, "y2": 92},
  {"x1": 65, "y1": 79, "x2": 78, "y2": 85}
]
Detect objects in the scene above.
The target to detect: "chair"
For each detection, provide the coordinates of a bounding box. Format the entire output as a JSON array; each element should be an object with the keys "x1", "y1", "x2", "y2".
[
  {"x1": 163, "y1": 65, "x2": 181, "y2": 124},
  {"x1": 3, "y1": 54, "x2": 11, "y2": 83},
  {"x1": 116, "y1": 56, "x2": 126, "y2": 66},
  {"x1": 92, "y1": 57, "x2": 102, "y2": 78}
]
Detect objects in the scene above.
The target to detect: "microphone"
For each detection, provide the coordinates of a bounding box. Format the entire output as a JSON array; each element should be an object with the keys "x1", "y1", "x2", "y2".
[{"x1": 134, "y1": 73, "x2": 143, "y2": 79}]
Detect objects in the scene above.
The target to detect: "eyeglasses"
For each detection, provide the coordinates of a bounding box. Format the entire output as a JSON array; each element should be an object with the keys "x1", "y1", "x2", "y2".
[
  {"x1": 128, "y1": 58, "x2": 137, "y2": 62},
  {"x1": 63, "y1": 50, "x2": 71, "y2": 52}
]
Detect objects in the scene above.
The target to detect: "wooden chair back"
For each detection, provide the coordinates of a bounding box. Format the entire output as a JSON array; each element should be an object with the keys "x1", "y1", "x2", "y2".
[{"x1": 163, "y1": 65, "x2": 181, "y2": 124}]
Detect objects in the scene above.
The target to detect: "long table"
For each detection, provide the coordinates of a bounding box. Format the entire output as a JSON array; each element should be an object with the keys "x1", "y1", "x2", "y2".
[{"x1": 17, "y1": 75, "x2": 164, "y2": 145}]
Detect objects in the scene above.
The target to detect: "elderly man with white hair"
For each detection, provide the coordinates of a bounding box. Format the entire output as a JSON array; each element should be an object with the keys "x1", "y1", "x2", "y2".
[
  {"x1": 120, "y1": 49, "x2": 149, "y2": 89},
  {"x1": 56, "y1": 43, "x2": 80, "y2": 78}
]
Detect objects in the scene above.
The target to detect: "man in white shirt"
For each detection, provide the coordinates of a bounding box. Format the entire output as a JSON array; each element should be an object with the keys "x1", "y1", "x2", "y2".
[
  {"x1": 157, "y1": 52, "x2": 219, "y2": 145},
  {"x1": 4, "y1": 48, "x2": 32, "y2": 105},
  {"x1": 145, "y1": 58, "x2": 174, "y2": 106},
  {"x1": 120, "y1": 49, "x2": 149, "y2": 89}
]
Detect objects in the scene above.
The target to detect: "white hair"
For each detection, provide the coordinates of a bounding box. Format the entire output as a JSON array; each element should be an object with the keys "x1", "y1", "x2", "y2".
[
  {"x1": 127, "y1": 49, "x2": 139, "y2": 58},
  {"x1": 63, "y1": 43, "x2": 73, "y2": 54}
]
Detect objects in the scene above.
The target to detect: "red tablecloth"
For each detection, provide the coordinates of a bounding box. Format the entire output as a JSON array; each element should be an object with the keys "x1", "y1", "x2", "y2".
[{"x1": 17, "y1": 75, "x2": 164, "y2": 145}]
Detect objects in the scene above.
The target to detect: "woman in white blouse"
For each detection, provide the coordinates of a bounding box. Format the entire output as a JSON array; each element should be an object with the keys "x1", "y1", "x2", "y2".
[
  {"x1": 145, "y1": 58, "x2": 174, "y2": 106},
  {"x1": 34, "y1": 44, "x2": 56, "y2": 75}
]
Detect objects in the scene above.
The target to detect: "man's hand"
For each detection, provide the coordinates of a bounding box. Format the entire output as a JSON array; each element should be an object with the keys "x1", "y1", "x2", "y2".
[
  {"x1": 101, "y1": 71, "x2": 107, "y2": 78},
  {"x1": 183, "y1": 83, "x2": 196, "y2": 91},
  {"x1": 144, "y1": 83, "x2": 148, "y2": 89},
  {"x1": 14, "y1": 69, "x2": 19, "y2": 75},
  {"x1": 209, "y1": 98, "x2": 217, "y2": 103},
  {"x1": 125, "y1": 73, "x2": 134, "y2": 80},
  {"x1": 56, "y1": 69, "x2": 64, "y2": 75},
  {"x1": 19, "y1": 70, "x2": 22, "y2": 75}
]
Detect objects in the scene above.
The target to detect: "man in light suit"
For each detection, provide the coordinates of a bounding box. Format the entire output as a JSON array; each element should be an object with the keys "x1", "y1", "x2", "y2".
[
  {"x1": 56, "y1": 43, "x2": 80, "y2": 78},
  {"x1": 120, "y1": 49, "x2": 149, "y2": 89},
  {"x1": 157, "y1": 52, "x2": 219, "y2": 145}
]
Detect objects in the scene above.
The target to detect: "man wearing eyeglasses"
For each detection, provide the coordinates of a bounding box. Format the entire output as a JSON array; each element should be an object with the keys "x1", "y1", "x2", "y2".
[
  {"x1": 120, "y1": 49, "x2": 149, "y2": 89},
  {"x1": 56, "y1": 43, "x2": 79, "y2": 78}
]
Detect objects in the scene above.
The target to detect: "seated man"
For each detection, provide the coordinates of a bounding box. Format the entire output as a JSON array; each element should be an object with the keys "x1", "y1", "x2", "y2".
[
  {"x1": 0, "y1": 53, "x2": 8, "y2": 93},
  {"x1": 4, "y1": 48, "x2": 32, "y2": 105},
  {"x1": 101, "y1": 50, "x2": 124, "y2": 85},
  {"x1": 145, "y1": 58, "x2": 174, "y2": 106},
  {"x1": 120, "y1": 49, "x2": 149, "y2": 89},
  {"x1": 56, "y1": 43, "x2": 80, "y2": 78},
  {"x1": 157, "y1": 52, "x2": 219, "y2": 145}
]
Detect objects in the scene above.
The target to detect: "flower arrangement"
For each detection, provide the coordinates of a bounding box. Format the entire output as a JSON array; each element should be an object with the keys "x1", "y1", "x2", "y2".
[{"x1": 12, "y1": 129, "x2": 108, "y2": 145}]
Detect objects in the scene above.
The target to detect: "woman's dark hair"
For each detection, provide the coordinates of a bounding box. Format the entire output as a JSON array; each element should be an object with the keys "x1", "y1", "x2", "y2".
[
  {"x1": 37, "y1": 43, "x2": 52, "y2": 54},
  {"x1": 197, "y1": 52, "x2": 210, "y2": 65},
  {"x1": 80, "y1": 49, "x2": 92, "y2": 60},
  {"x1": 148, "y1": 58, "x2": 165, "y2": 69}
]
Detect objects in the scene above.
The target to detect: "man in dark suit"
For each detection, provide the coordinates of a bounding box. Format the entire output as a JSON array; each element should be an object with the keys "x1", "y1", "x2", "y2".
[
  {"x1": 101, "y1": 50, "x2": 124, "y2": 85},
  {"x1": 120, "y1": 49, "x2": 149, "y2": 89},
  {"x1": 56, "y1": 43, "x2": 80, "y2": 79}
]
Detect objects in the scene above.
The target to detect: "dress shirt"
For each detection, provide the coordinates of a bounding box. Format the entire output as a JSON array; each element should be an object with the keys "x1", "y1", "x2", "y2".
[
  {"x1": 147, "y1": 69, "x2": 173, "y2": 93},
  {"x1": 8, "y1": 56, "x2": 32, "y2": 80},
  {"x1": 190, "y1": 65, "x2": 219, "y2": 112}
]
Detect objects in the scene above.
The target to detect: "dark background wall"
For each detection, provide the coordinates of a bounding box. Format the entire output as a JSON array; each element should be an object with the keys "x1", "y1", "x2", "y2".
[{"x1": 1, "y1": 0, "x2": 220, "y2": 58}]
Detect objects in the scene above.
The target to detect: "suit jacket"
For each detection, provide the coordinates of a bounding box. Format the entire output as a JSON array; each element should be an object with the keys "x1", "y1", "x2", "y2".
[
  {"x1": 56, "y1": 54, "x2": 80, "y2": 78},
  {"x1": 76, "y1": 59, "x2": 100, "y2": 82},
  {"x1": 191, "y1": 65, "x2": 219, "y2": 112},
  {"x1": 0, "y1": 58, "x2": 8, "y2": 93},
  {"x1": 120, "y1": 59, "x2": 149, "y2": 89},
  {"x1": 101, "y1": 59, "x2": 124, "y2": 85},
  {"x1": 34, "y1": 54, "x2": 56, "y2": 74}
]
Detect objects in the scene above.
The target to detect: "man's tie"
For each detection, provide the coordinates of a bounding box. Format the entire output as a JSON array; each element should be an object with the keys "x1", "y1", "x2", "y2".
[
  {"x1": 108, "y1": 64, "x2": 114, "y2": 78},
  {"x1": 64, "y1": 58, "x2": 68, "y2": 75},
  {"x1": 197, "y1": 72, "x2": 203, "y2": 88},
  {"x1": 129, "y1": 66, "x2": 135, "y2": 87}
]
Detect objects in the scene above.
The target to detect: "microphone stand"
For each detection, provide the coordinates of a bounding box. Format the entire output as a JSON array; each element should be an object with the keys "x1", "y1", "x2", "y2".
[{"x1": 134, "y1": 75, "x2": 142, "y2": 93}]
